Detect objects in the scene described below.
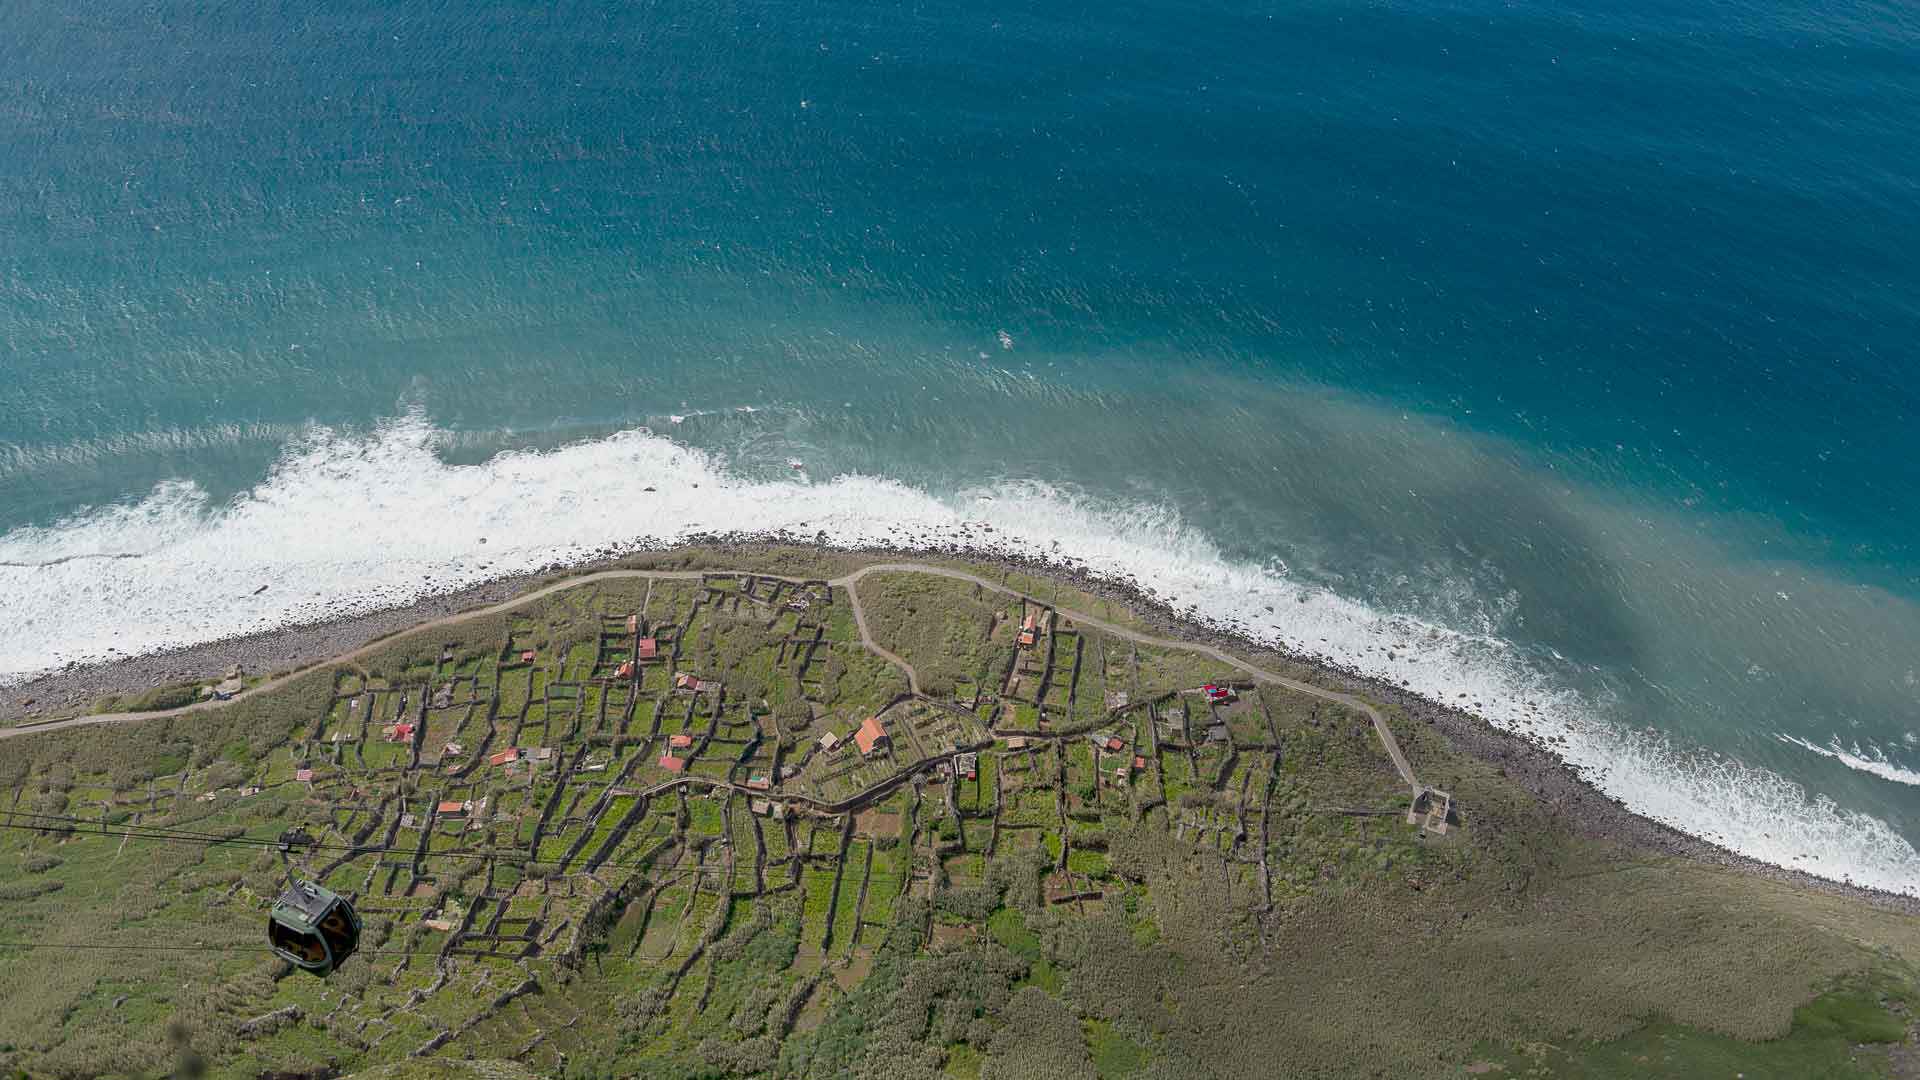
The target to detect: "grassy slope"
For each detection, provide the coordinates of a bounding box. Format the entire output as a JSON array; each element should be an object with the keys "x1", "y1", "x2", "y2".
[{"x1": 0, "y1": 555, "x2": 1915, "y2": 1080}]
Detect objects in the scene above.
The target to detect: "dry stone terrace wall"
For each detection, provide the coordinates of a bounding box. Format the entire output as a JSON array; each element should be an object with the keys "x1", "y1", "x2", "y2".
[{"x1": 0, "y1": 567, "x2": 1442, "y2": 1077}]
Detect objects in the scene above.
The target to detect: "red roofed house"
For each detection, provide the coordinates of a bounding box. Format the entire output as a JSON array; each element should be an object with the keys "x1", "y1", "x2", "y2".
[
  {"x1": 674, "y1": 671, "x2": 698, "y2": 691},
  {"x1": 638, "y1": 637, "x2": 658, "y2": 660},
  {"x1": 614, "y1": 661, "x2": 635, "y2": 679},
  {"x1": 295, "y1": 768, "x2": 315, "y2": 783},
  {"x1": 521, "y1": 650, "x2": 537, "y2": 663},
  {"x1": 1133, "y1": 755, "x2": 1147, "y2": 771},
  {"x1": 385, "y1": 723, "x2": 415, "y2": 743},
  {"x1": 658, "y1": 754, "x2": 687, "y2": 773},
  {"x1": 1105, "y1": 736, "x2": 1125, "y2": 752},
  {"x1": 489, "y1": 747, "x2": 520, "y2": 767},
  {"x1": 853, "y1": 716, "x2": 889, "y2": 756},
  {"x1": 668, "y1": 733, "x2": 694, "y2": 749},
  {"x1": 437, "y1": 800, "x2": 468, "y2": 818}
]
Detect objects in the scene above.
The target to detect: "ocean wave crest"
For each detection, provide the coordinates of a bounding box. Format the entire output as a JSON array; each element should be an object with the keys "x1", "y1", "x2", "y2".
[{"x1": 1778, "y1": 734, "x2": 1920, "y2": 788}]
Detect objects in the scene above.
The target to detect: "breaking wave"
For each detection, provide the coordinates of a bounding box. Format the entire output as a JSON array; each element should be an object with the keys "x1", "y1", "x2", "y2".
[
  {"x1": 1778, "y1": 734, "x2": 1920, "y2": 789},
  {"x1": 1, "y1": 415, "x2": 1916, "y2": 895}
]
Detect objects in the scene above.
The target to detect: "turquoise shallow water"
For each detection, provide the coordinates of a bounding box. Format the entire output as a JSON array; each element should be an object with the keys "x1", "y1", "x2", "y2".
[{"x1": 2, "y1": 0, "x2": 1918, "y2": 891}]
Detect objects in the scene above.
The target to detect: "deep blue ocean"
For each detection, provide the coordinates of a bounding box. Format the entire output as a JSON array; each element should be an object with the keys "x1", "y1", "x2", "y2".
[{"x1": 3, "y1": 0, "x2": 1918, "y2": 891}]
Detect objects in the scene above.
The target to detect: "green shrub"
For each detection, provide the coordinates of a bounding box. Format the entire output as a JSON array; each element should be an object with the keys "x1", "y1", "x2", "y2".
[
  {"x1": 0, "y1": 880, "x2": 63, "y2": 901},
  {"x1": 123, "y1": 683, "x2": 203, "y2": 712}
]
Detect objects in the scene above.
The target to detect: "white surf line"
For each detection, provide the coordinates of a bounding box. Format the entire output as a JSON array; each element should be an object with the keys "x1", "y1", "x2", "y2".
[
  {"x1": 1777, "y1": 734, "x2": 1920, "y2": 788},
  {"x1": 0, "y1": 563, "x2": 1422, "y2": 797}
]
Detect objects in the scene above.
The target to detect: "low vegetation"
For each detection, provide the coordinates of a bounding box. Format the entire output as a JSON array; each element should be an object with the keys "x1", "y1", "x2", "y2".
[{"x1": 0, "y1": 553, "x2": 1914, "y2": 1080}]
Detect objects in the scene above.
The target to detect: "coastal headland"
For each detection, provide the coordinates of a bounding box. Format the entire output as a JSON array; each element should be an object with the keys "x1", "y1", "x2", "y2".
[
  {"x1": 5, "y1": 540, "x2": 1908, "y2": 912},
  {"x1": 1, "y1": 543, "x2": 1917, "y2": 1078}
]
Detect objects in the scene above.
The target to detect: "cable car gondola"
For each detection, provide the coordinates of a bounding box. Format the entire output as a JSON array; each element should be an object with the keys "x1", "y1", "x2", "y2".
[
  {"x1": 268, "y1": 879, "x2": 362, "y2": 975},
  {"x1": 265, "y1": 830, "x2": 361, "y2": 976}
]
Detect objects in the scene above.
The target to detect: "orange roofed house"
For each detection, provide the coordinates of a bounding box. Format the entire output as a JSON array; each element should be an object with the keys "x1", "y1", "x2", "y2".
[
  {"x1": 658, "y1": 754, "x2": 687, "y2": 773},
  {"x1": 638, "y1": 637, "x2": 658, "y2": 661},
  {"x1": 489, "y1": 748, "x2": 519, "y2": 767},
  {"x1": 853, "y1": 716, "x2": 890, "y2": 756}
]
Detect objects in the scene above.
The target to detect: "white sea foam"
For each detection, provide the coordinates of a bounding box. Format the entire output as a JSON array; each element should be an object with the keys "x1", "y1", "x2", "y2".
[
  {"x1": 1778, "y1": 734, "x2": 1920, "y2": 788},
  {"x1": 2, "y1": 416, "x2": 1917, "y2": 895}
]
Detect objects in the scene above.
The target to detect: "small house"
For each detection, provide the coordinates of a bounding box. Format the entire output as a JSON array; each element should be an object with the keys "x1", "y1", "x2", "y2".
[
  {"x1": 1106, "y1": 736, "x2": 1125, "y2": 752},
  {"x1": 614, "y1": 661, "x2": 635, "y2": 679},
  {"x1": 399, "y1": 813, "x2": 418, "y2": 829},
  {"x1": 637, "y1": 638, "x2": 658, "y2": 660},
  {"x1": 750, "y1": 798, "x2": 773, "y2": 816},
  {"x1": 854, "y1": 716, "x2": 889, "y2": 756},
  {"x1": 385, "y1": 722, "x2": 416, "y2": 743},
  {"x1": 818, "y1": 731, "x2": 840, "y2": 752},
  {"x1": 443, "y1": 742, "x2": 465, "y2": 757},
  {"x1": 1132, "y1": 755, "x2": 1147, "y2": 771},
  {"x1": 521, "y1": 650, "x2": 537, "y2": 663},
  {"x1": 674, "y1": 671, "x2": 698, "y2": 691},
  {"x1": 658, "y1": 754, "x2": 687, "y2": 774},
  {"x1": 668, "y1": 733, "x2": 694, "y2": 749},
  {"x1": 489, "y1": 748, "x2": 520, "y2": 767},
  {"x1": 533, "y1": 747, "x2": 554, "y2": 762},
  {"x1": 437, "y1": 800, "x2": 468, "y2": 818},
  {"x1": 627, "y1": 614, "x2": 639, "y2": 635},
  {"x1": 1006, "y1": 736, "x2": 1029, "y2": 750},
  {"x1": 1203, "y1": 683, "x2": 1234, "y2": 704},
  {"x1": 745, "y1": 775, "x2": 771, "y2": 791},
  {"x1": 294, "y1": 768, "x2": 314, "y2": 783}
]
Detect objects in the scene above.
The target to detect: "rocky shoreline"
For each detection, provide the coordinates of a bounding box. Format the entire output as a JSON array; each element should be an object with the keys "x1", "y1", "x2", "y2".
[{"x1": 3, "y1": 534, "x2": 1914, "y2": 914}]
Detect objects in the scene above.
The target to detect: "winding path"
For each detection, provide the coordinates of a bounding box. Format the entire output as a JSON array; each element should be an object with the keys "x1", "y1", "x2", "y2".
[
  {"x1": 0, "y1": 563, "x2": 1420, "y2": 794},
  {"x1": 840, "y1": 576, "x2": 921, "y2": 695}
]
